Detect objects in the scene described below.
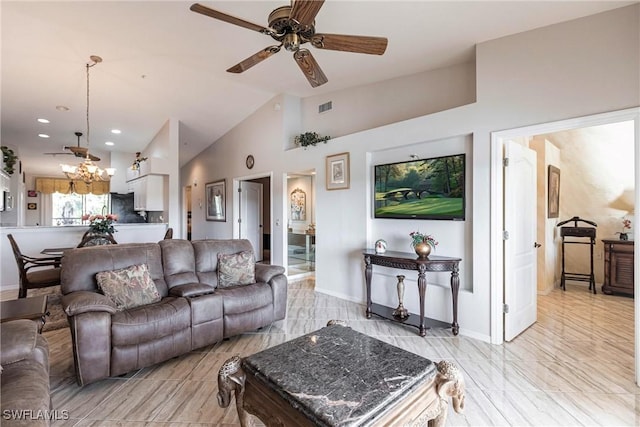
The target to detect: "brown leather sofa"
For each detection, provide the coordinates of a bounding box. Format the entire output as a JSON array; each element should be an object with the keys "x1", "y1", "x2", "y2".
[
  {"x1": 0, "y1": 319, "x2": 51, "y2": 426},
  {"x1": 60, "y1": 239, "x2": 287, "y2": 386}
]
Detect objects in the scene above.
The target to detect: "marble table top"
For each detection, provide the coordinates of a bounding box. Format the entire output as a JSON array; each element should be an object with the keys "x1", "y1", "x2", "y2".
[{"x1": 242, "y1": 324, "x2": 436, "y2": 426}]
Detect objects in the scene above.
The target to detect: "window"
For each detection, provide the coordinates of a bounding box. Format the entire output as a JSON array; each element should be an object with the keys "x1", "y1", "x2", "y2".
[{"x1": 51, "y1": 193, "x2": 110, "y2": 226}]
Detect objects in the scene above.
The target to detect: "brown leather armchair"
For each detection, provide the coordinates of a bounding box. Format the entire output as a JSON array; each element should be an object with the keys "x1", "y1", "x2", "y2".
[{"x1": 7, "y1": 234, "x2": 61, "y2": 298}]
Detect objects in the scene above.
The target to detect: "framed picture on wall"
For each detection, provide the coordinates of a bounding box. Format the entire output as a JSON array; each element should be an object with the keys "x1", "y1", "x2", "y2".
[
  {"x1": 290, "y1": 188, "x2": 306, "y2": 221},
  {"x1": 27, "y1": 203, "x2": 37, "y2": 210},
  {"x1": 205, "y1": 179, "x2": 226, "y2": 221},
  {"x1": 27, "y1": 190, "x2": 37, "y2": 197},
  {"x1": 548, "y1": 165, "x2": 560, "y2": 218},
  {"x1": 326, "y1": 152, "x2": 350, "y2": 190}
]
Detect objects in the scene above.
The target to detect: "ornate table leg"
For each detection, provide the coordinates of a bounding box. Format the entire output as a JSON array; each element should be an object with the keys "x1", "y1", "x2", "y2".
[
  {"x1": 450, "y1": 265, "x2": 460, "y2": 336},
  {"x1": 364, "y1": 255, "x2": 372, "y2": 319},
  {"x1": 217, "y1": 356, "x2": 253, "y2": 427},
  {"x1": 417, "y1": 264, "x2": 427, "y2": 337},
  {"x1": 429, "y1": 360, "x2": 465, "y2": 427},
  {"x1": 392, "y1": 275, "x2": 409, "y2": 319}
]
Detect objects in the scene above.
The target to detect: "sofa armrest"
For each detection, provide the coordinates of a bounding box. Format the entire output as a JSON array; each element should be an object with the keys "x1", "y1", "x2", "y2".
[
  {"x1": 169, "y1": 283, "x2": 215, "y2": 298},
  {"x1": 0, "y1": 319, "x2": 39, "y2": 365},
  {"x1": 62, "y1": 291, "x2": 117, "y2": 316},
  {"x1": 255, "y1": 264, "x2": 286, "y2": 284}
]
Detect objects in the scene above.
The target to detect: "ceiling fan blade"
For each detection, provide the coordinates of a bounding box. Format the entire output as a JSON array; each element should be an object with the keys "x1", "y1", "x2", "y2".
[
  {"x1": 311, "y1": 33, "x2": 388, "y2": 55},
  {"x1": 293, "y1": 49, "x2": 328, "y2": 88},
  {"x1": 227, "y1": 45, "x2": 282, "y2": 73},
  {"x1": 67, "y1": 146, "x2": 100, "y2": 161},
  {"x1": 190, "y1": 3, "x2": 273, "y2": 35},
  {"x1": 289, "y1": 0, "x2": 325, "y2": 28}
]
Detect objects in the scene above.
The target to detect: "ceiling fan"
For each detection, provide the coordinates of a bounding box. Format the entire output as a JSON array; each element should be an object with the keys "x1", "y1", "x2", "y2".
[
  {"x1": 44, "y1": 132, "x2": 100, "y2": 161},
  {"x1": 190, "y1": 0, "x2": 388, "y2": 87}
]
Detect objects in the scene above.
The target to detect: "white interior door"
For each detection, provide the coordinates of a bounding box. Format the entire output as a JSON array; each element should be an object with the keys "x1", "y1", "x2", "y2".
[
  {"x1": 504, "y1": 141, "x2": 538, "y2": 341},
  {"x1": 240, "y1": 181, "x2": 263, "y2": 262}
]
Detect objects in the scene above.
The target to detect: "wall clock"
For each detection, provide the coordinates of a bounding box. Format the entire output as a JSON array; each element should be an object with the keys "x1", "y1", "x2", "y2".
[{"x1": 246, "y1": 155, "x2": 255, "y2": 169}]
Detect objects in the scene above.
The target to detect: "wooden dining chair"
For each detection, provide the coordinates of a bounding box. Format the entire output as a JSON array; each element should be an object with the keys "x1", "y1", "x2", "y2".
[
  {"x1": 163, "y1": 228, "x2": 173, "y2": 239},
  {"x1": 77, "y1": 232, "x2": 118, "y2": 248},
  {"x1": 7, "y1": 234, "x2": 62, "y2": 298}
]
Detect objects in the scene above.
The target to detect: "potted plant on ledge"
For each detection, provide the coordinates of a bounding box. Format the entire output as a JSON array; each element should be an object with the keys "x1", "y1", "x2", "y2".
[{"x1": 294, "y1": 132, "x2": 331, "y2": 148}]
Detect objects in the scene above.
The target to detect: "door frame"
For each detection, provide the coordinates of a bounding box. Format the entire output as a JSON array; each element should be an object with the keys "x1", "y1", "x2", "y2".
[
  {"x1": 232, "y1": 172, "x2": 273, "y2": 256},
  {"x1": 490, "y1": 107, "x2": 640, "y2": 383}
]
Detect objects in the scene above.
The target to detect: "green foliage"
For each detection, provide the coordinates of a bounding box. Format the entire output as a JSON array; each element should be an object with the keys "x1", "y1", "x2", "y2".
[
  {"x1": 1, "y1": 146, "x2": 18, "y2": 175},
  {"x1": 294, "y1": 132, "x2": 331, "y2": 148}
]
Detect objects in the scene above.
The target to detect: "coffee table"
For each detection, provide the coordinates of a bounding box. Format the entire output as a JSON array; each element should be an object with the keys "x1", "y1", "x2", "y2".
[
  {"x1": 0, "y1": 295, "x2": 49, "y2": 333},
  {"x1": 217, "y1": 322, "x2": 464, "y2": 426}
]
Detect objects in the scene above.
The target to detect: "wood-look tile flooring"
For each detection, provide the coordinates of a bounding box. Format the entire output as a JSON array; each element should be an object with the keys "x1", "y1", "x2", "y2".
[{"x1": 33, "y1": 280, "x2": 638, "y2": 426}]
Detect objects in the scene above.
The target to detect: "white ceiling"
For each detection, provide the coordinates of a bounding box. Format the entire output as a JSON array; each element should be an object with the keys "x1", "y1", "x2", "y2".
[{"x1": 1, "y1": 1, "x2": 634, "y2": 178}]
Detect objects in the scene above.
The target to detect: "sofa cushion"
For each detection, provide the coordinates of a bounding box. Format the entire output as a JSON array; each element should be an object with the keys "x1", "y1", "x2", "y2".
[
  {"x1": 62, "y1": 243, "x2": 168, "y2": 297},
  {"x1": 216, "y1": 282, "x2": 273, "y2": 315},
  {"x1": 96, "y1": 264, "x2": 161, "y2": 311},
  {"x1": 159, "y1": 239, "x2": 198, "y2": 287},
  {"x1": 193, "y1": 239, "x2": 254, "y2": 287},
  {"x1": 111, "y1": 297, "x2": 191, "y2": 346},
  {"x1": 217, "y1": 251, "x2": 256, "y2": 288},
  {"x1": 0, "y1": 319, "x2": 39, "y2": 366}
]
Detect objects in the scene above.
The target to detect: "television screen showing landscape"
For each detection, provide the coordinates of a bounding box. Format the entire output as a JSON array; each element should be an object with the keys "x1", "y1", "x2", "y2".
[{"x1": 374, "y1": 154, "x2": 465, "y2": 220}]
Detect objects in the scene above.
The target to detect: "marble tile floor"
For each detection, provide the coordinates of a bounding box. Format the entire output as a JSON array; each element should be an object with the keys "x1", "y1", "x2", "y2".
[{"x1": 36, "y1": 280, "x2": 638, "y2": 426}]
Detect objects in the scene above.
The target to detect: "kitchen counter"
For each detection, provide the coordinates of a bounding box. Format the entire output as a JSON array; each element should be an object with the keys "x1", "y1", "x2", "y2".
[{"x1": 0, "y1": 223, "x2": 169, "y2": 291}]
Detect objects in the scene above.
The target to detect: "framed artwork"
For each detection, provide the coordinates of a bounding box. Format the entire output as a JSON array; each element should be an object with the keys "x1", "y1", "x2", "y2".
[
  {"x1": 548, "y1": 165, "x2": 560, "y2": 218},
  {"x1": 27, "y1": 190, "x2": 37, "y2": 197},
  {"x1": 205, "y1": 179, "x2": 226, "y2": 221},
  {"x1": 290, "y1": 188, "x2": 306, "y2": 221},
  {"x1": 326, "y1": 152, "x2": 350, "y2": 190},
  {"x1": 27, "y1": 203, "x2": 37, "y2": 210}
]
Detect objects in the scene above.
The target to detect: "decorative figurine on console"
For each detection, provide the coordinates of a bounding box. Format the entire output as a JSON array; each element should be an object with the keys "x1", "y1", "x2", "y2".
[
  {"x1": 374, "y1": 239, "x2": 387, "y2": 253},
  {"x1": 392, "y1": 275, "x2": 409, "y2": 319}
]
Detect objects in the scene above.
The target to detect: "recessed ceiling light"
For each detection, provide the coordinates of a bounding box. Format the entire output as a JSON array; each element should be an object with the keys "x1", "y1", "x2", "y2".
[
  {"x1": 111, "y1": 129, "x2": 121, "y2": 134},
  {"x1": 37, "y1": 118, "x2": 50, "y2": 123},
  {"x1": 105, "y1": 141, "x2": 115, "y2": 146},
  {"x1": 55, "y1": 105, "x2": 70, "y2": 112},
  {"x1": 38, "y1": 134, "x2": 50, "y2": 138}
]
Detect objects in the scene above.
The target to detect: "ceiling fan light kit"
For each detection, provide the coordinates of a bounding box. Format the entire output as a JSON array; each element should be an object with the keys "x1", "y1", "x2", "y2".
[
  {"x1": 60, "y1": 55, "x2": 115, "y2": 184},
  {"x1": 190, "y1": 0, "x2": 387, "y2": 87}
]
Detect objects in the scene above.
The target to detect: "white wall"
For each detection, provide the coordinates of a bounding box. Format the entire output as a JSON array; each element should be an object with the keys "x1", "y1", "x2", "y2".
[{"x1": 180, "y1": 5, "x2": 639, "y2": 342}]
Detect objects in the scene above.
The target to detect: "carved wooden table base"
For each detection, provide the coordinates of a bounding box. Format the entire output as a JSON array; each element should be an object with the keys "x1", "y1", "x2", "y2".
[{"x1": 217, "y1": 322, "x2": 465, "y2": 427}]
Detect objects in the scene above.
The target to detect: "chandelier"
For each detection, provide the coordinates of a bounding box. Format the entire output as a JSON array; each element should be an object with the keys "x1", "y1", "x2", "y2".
[{"x1": 61, "y1": 55, "x2": 115, "y2": 184}]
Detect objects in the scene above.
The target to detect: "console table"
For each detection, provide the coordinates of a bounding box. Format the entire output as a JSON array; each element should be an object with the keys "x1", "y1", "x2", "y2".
[{"x1": 363, "y1": 249, "x2": 461, "y2": 336}]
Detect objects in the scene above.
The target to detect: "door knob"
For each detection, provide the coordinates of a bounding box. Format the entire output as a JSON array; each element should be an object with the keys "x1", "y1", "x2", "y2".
[{"x1": 534, "y1": 242, "x2": 542, "y2": 248}]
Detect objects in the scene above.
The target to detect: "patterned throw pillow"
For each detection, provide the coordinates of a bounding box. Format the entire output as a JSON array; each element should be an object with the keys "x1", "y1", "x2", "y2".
[
  {"x1": 217, "y1": 251, "x2": 256, "y2": 288},
  {"x1": 96, "y1": 264, "x2": 161, "y2": 310}
]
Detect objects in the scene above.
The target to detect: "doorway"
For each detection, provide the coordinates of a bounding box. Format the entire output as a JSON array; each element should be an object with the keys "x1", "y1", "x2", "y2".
[
  {"x1": 184, "y1": 185, "x2": 192, "y2": 240},
  {"x1": 490, "y1": 107, "x2": 640, "y2": 384},
  {"x1": 286, "y1": 170, "x2": 316, "y2": 278},
  {"x1": 236, "y1": 175, "x2": 271, "y2": 264}
]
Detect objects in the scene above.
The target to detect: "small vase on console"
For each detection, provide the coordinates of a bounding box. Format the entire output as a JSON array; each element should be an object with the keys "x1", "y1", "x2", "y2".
[
  {"x1": 409, "y1": 231, "x2": 438, "y2": 259},
  {"x1": 413, "y1": 242, "x2": 431, "y2": 259}
]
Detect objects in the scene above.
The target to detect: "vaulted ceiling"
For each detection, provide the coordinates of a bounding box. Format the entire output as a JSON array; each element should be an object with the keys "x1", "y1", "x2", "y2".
[{"x1": 1, "y1": 1, "x2": 634, "y2": 177}]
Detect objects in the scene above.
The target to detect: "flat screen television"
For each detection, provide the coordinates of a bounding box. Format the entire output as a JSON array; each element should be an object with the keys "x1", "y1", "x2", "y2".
[{"x1": 374, "y1": 153, "x2": 465, "y2": 220}]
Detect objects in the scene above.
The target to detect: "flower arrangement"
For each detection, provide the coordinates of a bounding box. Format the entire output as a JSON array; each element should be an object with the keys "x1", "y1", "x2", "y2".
[
  {"x1": 409, "y1": 231, "x2": 438, "y2": 249},
  {"x1": 131, "y1": 152, "x2": 148, "y2": 170},
  {"x1": 616, "y1": 216, "x2": 632, "y2": 240},
  {"x1": 82, "y1": 213, "x2": 118, "y2": 234},
  {"x1": 621, "y1": 217, "x2": 631, "y2": 232}
]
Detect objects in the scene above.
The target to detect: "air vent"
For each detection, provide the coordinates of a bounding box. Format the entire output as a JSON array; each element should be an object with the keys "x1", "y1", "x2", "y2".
[{"x1": 318, "y1": 101, "x2": 332, "y2": 114}]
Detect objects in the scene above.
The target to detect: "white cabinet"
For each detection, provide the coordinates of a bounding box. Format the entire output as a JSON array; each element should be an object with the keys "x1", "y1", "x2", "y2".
[{"x1": 128, "y1": 175, "x2": 164, "y2": 211}]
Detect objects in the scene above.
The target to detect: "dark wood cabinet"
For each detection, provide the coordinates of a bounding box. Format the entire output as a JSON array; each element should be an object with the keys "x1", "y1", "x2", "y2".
[{"x1": 602, "y1": 239, "x2": 634, "y2": 297}]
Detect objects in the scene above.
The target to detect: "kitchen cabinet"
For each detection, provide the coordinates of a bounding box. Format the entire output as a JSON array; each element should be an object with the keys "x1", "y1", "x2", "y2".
[
  {"x1": 602, "y1": 239, "x2": 634, "y2": 297},
  {"x1": 128, "y1": 175, "x2": 164, "y2": 211}
]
